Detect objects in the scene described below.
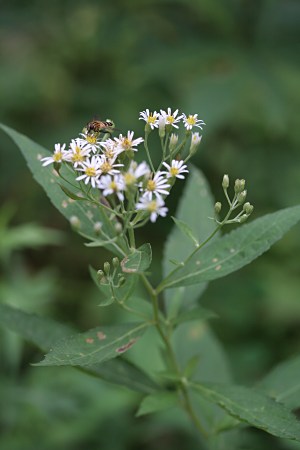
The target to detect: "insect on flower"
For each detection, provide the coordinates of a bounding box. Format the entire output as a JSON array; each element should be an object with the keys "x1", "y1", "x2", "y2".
[{"x1": 86, "y1": 119, "x2": 115, "y2": 136}]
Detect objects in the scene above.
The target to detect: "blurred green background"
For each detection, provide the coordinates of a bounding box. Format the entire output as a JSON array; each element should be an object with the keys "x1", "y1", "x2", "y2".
[{"x1": 1, "y1": 1, "x2": 300, "y2": 449}]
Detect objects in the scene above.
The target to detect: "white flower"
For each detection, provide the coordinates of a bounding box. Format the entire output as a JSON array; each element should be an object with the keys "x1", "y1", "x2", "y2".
[
  {"x1": 41, "y1": 143, "x2": 68, "y2": 166},
  {"x1": 136, "y1": 196, "x2": 168, "y2": 223},
  {"x1": 123, "y1": 161, "x2": 151, "y2": 187},
  {"x1": 160, "y1": 108, "x2": 182, "y2": 129},
  {"x1": 76, "y1": 155, "x2": 101, "y2": 188},
  {"x1": 98, "y1": 155, "x2": 123, "y2": 176},
  {"x1": 139, "y1": 109, "x2": 159, "y2": 129},
  {"x1": 99, "y1": 138, "x2": 120, "y2": 161},
  {"x1": 78, "y1": 132, "x2": 101, "y2": 153},
  {"x1": 191, "y1": 132, "x2": 202, "y2": 146},
  {"x1": 98, "y1": 174, "x2": 125, "y2": 201},
  {"x1": 182, "y1": 113, "x2": 205, "y2": 131},
  {"x1": 141, "y1": 171, "x2": 170, "y2": 200},
  {"x1": 114, "y1": 131, "x2": 144, "y2": 153},
  {"x1": 162, "y1": 160, "x2": 189, "y2": 179},
  {"x1": 64, "y1": 139, "x2": 92, "y2": 168}
]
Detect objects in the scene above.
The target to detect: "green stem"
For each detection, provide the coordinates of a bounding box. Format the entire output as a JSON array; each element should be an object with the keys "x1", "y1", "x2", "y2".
[
  {"x1": 140, "y1": 274, "x2": 208, "y2": 437},
  {"x1": 144, "y1": 133, "x2": 155, "y2": 173}
]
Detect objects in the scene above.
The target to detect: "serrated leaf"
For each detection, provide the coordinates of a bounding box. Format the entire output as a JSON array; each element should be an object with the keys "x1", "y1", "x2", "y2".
[
  {"x1": 0, "y1": 123, "x2": 127, "y2": 256},
  {"x1": 89, "y1": 266, "x2": 137, "y2": 306},
  {"x1": 259, "y1": 355, "x2": 300, "y2": 409},
  {"x1": 136, "y1": 391, "x2": 178, "y2": 417},
  {"x1": 121, "y1": 243, "x2": 152, "y2": 273},
  {"x1": 158, "y1": 205, "x2": 300, "y2": 291},
  {"x1": 36, "y1": 322, "x2": 149, "y2": 366},
  {"x1": 171, "y1": 217, "x2": 199, "y2": 246},
  {"x1": 0, "y1": 304, "x2": 158, "y2": 393},
  {"x1": 172, "y1": 306, "x2": 218, "y2": 326},
  {"x1": 163, "y1": 166, "x2": 217, "y2": 313},
  {"x1": 191, "y1": 382, "x2": 300, "y2": 441}
]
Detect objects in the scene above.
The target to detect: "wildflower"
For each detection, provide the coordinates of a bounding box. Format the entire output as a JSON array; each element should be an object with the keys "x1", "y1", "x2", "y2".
[
  {"x1": 136, "y1": 196, "x2": 168, "y2": 223},
  {"x1": 65, "y1": 139, "x2": 91, "y2": 168},
  {"x1": 114, "y1": 131, "x2": 144, "y2": 153},
  {"x1": 189, "y1": 132, "x2": 202, "y2": 155},
  {"x1": 123, "y1": 161, "x2": 150, "y2": 187},
  {"x1": 162, "y1": 160, "x2": 189, "y2": 179},
  {"x1": 78, "y1": 132, "x2": 101, "y2": 153},
  {"x1": 76, "y1": 155, "x2": 101, "y2": 188},
  {"x1": 99, "y1": 139, "x2": 120, "y2": 160},
  {"x1": 142, "y1": 172, "x2": 170, "y2": 200},
  {"x1": 41, "y1": 143, "x2": 68, "y2": 166},
  {"x1": 139, "y1": 109, "x2": 159, "y2": 130},
  {"x1": 98, "y1": 155, "x2": 123, "y2": 176},
  {"x1": 182, "y1": 113, "x2": 205, "y2": 131},
  {"x1": 160, "y1": 108, "x2": 182, "y2": 129},
  {"x1": 98, "y1": 174, "x2": 125, "y2": 201}
]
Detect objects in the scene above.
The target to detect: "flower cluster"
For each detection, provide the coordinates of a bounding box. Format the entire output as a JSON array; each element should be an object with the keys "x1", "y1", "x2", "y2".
[{"x1": 41, "y1": 108, "x2": 205, "y2": 227}]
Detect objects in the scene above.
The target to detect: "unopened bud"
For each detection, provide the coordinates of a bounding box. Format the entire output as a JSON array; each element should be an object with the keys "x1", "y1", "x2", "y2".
[
  {"x1": 114, "y1": 222, "x2": 123, "y2": 234},
  {"x1": 97, "y1": 270, "x2": 105, "y2": 281},
  {"x1": 234, "y1": 179, "x2": 245, "y2": 194},
  {"x1": 104, "y1": 262, "x2": 110, "y2": 275},
  {"x1": 169, "y1": 133, "x2": 179, "y2": 151},
  {"x1": 189, "y1": 132, "x2": 202, "y2": 155},
  {"x1": 239, "y1": 214, "x2": 249, "y2": 223},
  {"x1": 237, "y1": 190, "x2": 247, "y2": 204},
  {"x1": 214, "y1": 202, "x2": 222, "y2": 214},
  {"x1": 118, "y1": 276, "x2": 126, "y2": 287},
  {"x1": 243, "y1": 202, "x2": 254, "y2": 215},
  {"x1": 158, "y1": 115, "x2": 166, "y2": 138},
  {"x1": 222, "y1": 174, "x2": 229, "y2": 189},
  {"x1": 112, "y1": 257, "x2": 119, "y2": 268}
]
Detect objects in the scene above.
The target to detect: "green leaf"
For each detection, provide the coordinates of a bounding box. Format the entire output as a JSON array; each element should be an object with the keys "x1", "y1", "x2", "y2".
[
  {"x1": 159, "y1": 205, "x2": 300, "y2": 291},
  {"x1": 163, "y1": 165, "x2": 217, "y2": 314},
  {"x1": 191, "y1": 382, "x2": 300, "y2": 441},
  {"x1": 89, "y1": 266, "x2": 137, "y2": 306},
  {"x1": 171, "y1": 217, "x2": 199, "y2": 246},
  {"x1": 121, "y1": 243, "x2": 152, "y2": 273},
  {"x1": 172, "y1": 306, "x2": 218, "y2": 326},
  {"x1": 259, "y1": 355, "x2": 300, "y2": 410},
  {"x1": 0, "y1": 123, "x2": 126, "y2": 256},
  {"x1": 136, "y1": 391, "x2": 178, "y2": 417},
  {"x1": 36, "y1": 322, "x2": 149, "y2": 366},
  {"x1": 0, "y1": 304, "x2": 158, "y2": 393}
]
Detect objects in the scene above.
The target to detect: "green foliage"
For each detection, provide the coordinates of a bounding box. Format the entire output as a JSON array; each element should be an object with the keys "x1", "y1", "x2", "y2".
[
  {"x1": 121, "y1": 243, "x2": 152, "y2": 273},
  {"x1": 159, "y1": 205, "x2": 300, "y2": 291},
  {"x1": 136, "y1": 391, "x2": 178, "y2": 417}
]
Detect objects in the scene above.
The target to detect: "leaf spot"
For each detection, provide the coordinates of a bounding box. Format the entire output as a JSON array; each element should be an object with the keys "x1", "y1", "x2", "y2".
[
  {"x1": 68, "y1": 198, "x2": 75, "y2": 204},
  {"x1": 215, "y1": 265, "x2": 222, "y2": 271},
  {"x1": 62, "y1": 200, "x2": 68, "y2": 208},
  {"x1": 212, "y1": 257, "x2": 218, "y2": 263},
  {"x1": 87, "y1": 210, "x2": 94, "y2": 219},
  {"x1": 85, "y1": 338, "x2": 94, "y2": 344},
  {"x1": 230, "y1": 248, "x2": 235, "y2": 253},
  {"x1": 97, "y1": 331, "x2": 107, "y2": 340},
  {"x1": 116, "y1": 338, "x2": 137, "y2": 354},
  {"x1": 37, "y1": 154, "x2": 42, "y2": 160},
  {"x1": 196, "y1": 260, "x2": 201, "y2": 265}
]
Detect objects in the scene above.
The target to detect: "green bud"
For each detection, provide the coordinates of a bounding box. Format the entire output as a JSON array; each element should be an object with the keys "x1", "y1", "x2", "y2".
[
  {"x1": 239, "y1": 214, "x2": 249, "y2": 223},
  {"x1": 243, "y1": 202, "x2": 254, "y2": 215},
  {"x1": 169, "y1": 133, "x2": 179, "y2": 151},
  {"x1": 237, "y1": 190, "x2": 247, "y2": 205},
  {"x1": 115, "y1": 223, "x2": 123, "y2": 234},
  {"x1": 222, "y1": 174, "x2": 229, "y2": 189},
  {"x1": 112, "y1": 257, "x2": 119, "y2": 268},
  {"x1": 234, "y1": 179, "x2": 245, "y2": 194},
  {"x1": 97, "y1": 270, "x2": 105, "y2": 281},
  {"x1": 189, "y1": 132, "x2": 202, "y2": 156},
  {"x1": 104, "y1": 262, "x2": 110, "y2": 275},
  {"x1": 214, "y1": 202, "x2": 222, "y2": 214},
  {"x1": 118, "y1": 276, "x2": 126, "y2": 287}
]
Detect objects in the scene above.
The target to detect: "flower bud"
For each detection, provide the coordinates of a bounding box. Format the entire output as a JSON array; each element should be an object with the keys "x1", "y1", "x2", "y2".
[
  {"x1": 234, "y1": 179, "x2": 245, "y2": 194},
  {"x1": 115, "y1": 222, "x2": 123, "y2": 234},
  {"x1": 189, "y1": 132, "x2": 202, "y2": 156},
  {"x1": 97, "y1": 270, "x2": 105, "y2": 281},
  {"x1": 104, "y1": 262, "x2": 110, "y2": 275},
  {"x1": 214, "y1": 202, "x2": 222, "y2": 214},
  {"x1": 118, "y1": 276, "x2": 126, "y2": 287},
  {"x1": 169, "y1": 133, "x2": 179, "y2": 151},
  {"x1": 158, "y1": 115, "x2": 166, "y2": 138},
  {"x1": 237, "y1": 190, "x2": 247, "y2": 205},
  {"x1": 112, "y1": 257, "x2": 119, "y2": 268},
  {"x1": 239, "y1": 214, "x2": 249, "y2": 223},
  {"x1": 243, "y1": 202, "x2": 254, "y2": 215},
  {"x1": 222, "y1": 174, "x2": 229, "y2": 189}
]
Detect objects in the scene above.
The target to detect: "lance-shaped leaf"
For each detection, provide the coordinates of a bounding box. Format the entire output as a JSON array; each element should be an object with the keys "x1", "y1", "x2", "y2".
[
  {"x1": 136, "y1": 391, "x2": 179, "y2": 417},
  {"x1": 158, "y1": 205, "x2": 300, "y2": 291},
  {"x1": 163, "y1": 166, "x2": 217, "y2": 314},
  {"x1": 36, "y1": 322, "x2": 149, "y2": 366},
  {"x1": 0, "y1": 304, "x2": 158, "y2": 393},
  {"x1": 191, "y1": 382, "x2": 300, "y2": 441},
  {"x1": 121, "y1": 243, "x2": 152, "y2": 273},
  {"x1": 0, "y1": 123, "x2": 126, "y2": 257}
]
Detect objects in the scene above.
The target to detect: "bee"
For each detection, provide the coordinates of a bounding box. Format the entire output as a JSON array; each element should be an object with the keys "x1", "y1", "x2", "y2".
[{"x1": 86, "y1": 119, "x2": 115, "y2": 136}]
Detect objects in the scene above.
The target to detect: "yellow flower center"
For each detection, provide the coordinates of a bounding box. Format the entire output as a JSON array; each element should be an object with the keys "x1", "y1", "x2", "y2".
[
  {"x1": 53, "y1": 152, "x2": 63, "y2": 162},
  {"x1": 85, "y1": 167, "x2": 96, "y2": 177},
  {"x1": 167, "y1": 115, "x2": 175, "y2": 123},
  {"x1": 147, "y1": 180, "x2": 156, "y2": 191},
  {"x1": 110, "y1": 181, "x2": 117, "y2": 191},
  {"x1": 186, "y1": 116, "x2": 196, "y2": 126},
  {"x1": 72, "y1": 147, "x2": 84, "y2": 162},
  {"x1": 123, "y1": 138, "x2": 132, "y2": 149},
  {"x1": 104, "y1": 149, "x2": 115, "y2": 159},
  {"x1": 124, "y1": 173, "x2": 136, "y2": 185},
  {"x1": 87, "y1": 135, "x2": 97, "y2": 144},
  {"x1": 170, "y1": 167, "x2": 179, "y2": 177},
  {"x1": 147, "y1": 201, "x2": 157, "y2": 213},
  {"x1": 100, "y1": 162, "x2": 112, "y2": 174},
  {"x1": 147, "y1": 115, "x2": 157, "y2": 124}
]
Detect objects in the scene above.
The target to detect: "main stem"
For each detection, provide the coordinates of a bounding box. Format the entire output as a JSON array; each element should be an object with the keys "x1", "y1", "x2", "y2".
[{"x1": 141, "y1": 274, "x2": 208, "y2": 438}]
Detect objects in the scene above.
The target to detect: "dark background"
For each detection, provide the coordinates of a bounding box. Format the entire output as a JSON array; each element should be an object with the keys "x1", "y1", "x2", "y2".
[{"x1": 1, "y1": 1, "x2": 300, "y2": 449}]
